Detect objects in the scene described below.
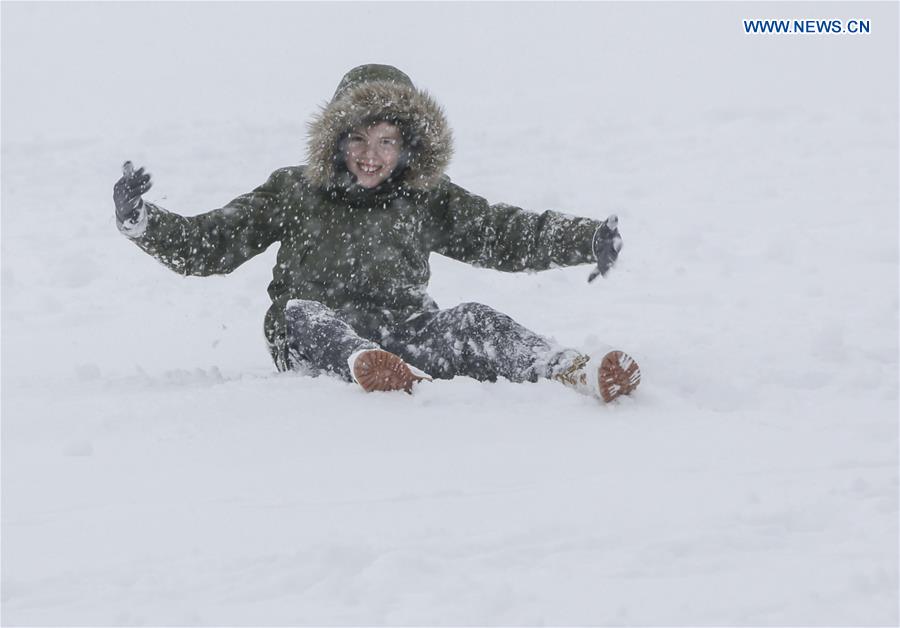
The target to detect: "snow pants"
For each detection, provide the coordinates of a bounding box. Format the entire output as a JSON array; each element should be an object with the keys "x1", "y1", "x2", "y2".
[{"x1": 274, "y1": 299, "x2": 577, "y2": 383}]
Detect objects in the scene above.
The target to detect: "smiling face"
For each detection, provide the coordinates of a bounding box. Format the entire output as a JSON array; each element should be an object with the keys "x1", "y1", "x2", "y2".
[{"x1": 343, "y1": 121, "x2": 404, "y2": 188}]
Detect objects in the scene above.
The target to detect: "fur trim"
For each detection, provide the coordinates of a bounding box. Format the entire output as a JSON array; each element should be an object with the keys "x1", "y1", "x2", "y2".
[{"x1": 305, "y1": 80, "x2": 453, "y2": 191}]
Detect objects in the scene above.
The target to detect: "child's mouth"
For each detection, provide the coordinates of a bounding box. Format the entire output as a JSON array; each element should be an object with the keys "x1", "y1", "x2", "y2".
[{"x1": 358, "y1": 162, "x2": 382, "y2": 175}]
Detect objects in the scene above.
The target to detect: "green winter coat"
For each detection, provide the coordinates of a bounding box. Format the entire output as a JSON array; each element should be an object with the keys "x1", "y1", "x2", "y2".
[{"x1": 120, "y1": 65, "x2": 603, "y2": 361}]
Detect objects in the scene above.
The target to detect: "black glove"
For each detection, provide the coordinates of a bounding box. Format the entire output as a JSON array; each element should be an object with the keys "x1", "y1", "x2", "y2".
[
  {"x1": 587, "y1": 215, "x2": 623, "y2": 282},
  {"x1": 113, "y1": 161, "x2": 152, "y2": 223}
]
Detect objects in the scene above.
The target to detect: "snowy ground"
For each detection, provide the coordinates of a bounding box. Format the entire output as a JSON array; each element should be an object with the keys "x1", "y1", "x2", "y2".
[{"x1": 2, "y1": 2, "x2": 898, "y2": 626}]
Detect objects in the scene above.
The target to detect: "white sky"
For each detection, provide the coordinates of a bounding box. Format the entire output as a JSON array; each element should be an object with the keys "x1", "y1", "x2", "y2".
[{"x1": 2, "y1": 2, "x2": 897, "y2": 145}]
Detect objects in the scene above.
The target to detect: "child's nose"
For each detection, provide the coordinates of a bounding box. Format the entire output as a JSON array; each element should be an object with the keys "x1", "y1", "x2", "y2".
[{"x1": 361, "y1": 142, "x2": 378, "y2": 158}]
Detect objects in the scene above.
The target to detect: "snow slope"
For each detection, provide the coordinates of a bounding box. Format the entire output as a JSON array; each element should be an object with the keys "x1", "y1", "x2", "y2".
[{"x1": 2, "y1": 2, "x2": 898, "y2": 625}]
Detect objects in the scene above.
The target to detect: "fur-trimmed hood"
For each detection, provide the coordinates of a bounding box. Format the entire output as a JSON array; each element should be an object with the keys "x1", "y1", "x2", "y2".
[{"x1": 304, "y1": 64, "x2": 453, "y2": 192}]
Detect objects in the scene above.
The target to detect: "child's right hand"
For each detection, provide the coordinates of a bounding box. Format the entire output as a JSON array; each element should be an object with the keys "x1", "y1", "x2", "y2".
[{"x1": 113, "y1": 161, "x2": 152, "y2": 223}]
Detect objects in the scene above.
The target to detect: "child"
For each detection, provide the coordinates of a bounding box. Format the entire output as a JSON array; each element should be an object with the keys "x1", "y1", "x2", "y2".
[{"x1": 114, "y1": 64, "x2": 640, "y2": 402}]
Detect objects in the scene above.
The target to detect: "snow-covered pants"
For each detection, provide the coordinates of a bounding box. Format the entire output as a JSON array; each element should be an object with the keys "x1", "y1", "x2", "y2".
[{"x1": 276, "y1": 299, "x2": 574, "y2": 383}]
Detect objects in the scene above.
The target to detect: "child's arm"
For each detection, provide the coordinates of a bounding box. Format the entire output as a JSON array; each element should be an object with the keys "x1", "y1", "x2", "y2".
[
  {"x1": 115, "y1": 166, "x2": 290, "y2": 277},
  {"x1": 430, "y1": 179, "x2": 613, "y2": 273}
]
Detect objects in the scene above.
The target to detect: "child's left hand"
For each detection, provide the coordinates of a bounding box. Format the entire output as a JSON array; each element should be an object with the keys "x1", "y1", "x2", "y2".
[{"x1": 588, "y1": 215, "x2": 622, "y2": 282}]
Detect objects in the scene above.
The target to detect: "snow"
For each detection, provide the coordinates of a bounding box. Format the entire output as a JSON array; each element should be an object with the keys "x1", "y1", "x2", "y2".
[{"x1": 2, "y1": 2, "x2": 898, "y2": 625}]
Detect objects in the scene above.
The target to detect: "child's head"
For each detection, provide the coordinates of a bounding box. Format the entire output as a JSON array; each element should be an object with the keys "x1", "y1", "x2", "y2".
[
  {"x1": 305, "y1": 64, "x2": 452, "y2": 192},
  {"x1": 342, "y1": 120, "x2": 404, "y2": 189}
]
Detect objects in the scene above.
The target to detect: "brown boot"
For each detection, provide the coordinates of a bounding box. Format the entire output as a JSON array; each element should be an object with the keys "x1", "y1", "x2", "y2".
[
  {"x1": 349, "y1": 349, "x2": 433, "y2": 394},
  {"x1": 597, "y1": 350, "x2": 642, "y2": 402},
  {"x1": 553, "y1": 350, "x2": 641, "y2": 403}
]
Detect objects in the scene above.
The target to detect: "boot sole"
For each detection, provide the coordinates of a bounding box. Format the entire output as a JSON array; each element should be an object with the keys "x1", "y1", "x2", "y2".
[
  {"x1": 598, "y1": 351, "x2": 641, "y2": 402},
  {"x1": 351, "y1": 349, "x2": 431, "y2": 394}
]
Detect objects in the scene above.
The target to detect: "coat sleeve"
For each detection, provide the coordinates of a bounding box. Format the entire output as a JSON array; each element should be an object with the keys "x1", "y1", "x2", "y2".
[
  {"x1": 119, "y1": 169, "x2": 289, "y2": 277},
  {"x1": 430, "y1": 180, "x2": 602, "y2": 272}
]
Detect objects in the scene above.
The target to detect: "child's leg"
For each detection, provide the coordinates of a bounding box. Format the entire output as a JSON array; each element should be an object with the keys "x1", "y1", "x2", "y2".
[
  {"x1": 384, "y1": 302, "x2": 583, "y2": 382},
  {"x1": 281, "y1": 299, "x2": 379, "y2": 380}
]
